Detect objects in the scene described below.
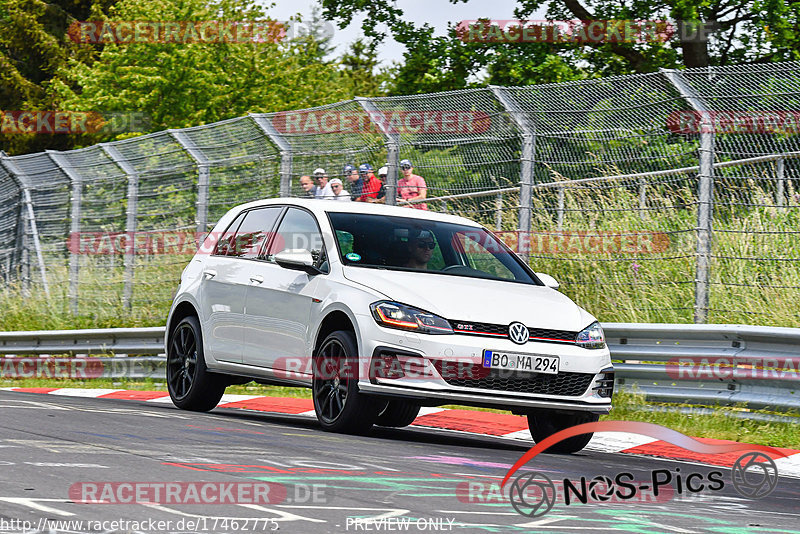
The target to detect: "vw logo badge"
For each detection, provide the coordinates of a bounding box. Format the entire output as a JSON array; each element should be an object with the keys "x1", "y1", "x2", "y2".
[{"x1": 508, "y1": 322, "x2": 530, "y2": 345}]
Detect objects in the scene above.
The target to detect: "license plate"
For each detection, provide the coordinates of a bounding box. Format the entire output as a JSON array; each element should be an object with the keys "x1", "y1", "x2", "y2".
[{"x1": 482, "y1": 350, "x2": 559, "y2": 374}]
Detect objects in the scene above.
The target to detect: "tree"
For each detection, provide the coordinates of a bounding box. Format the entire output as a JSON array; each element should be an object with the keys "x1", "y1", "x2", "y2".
[
  {"x1": 321, "y1": 0, "x2": 800, "y2": 94},
  {"x1": 49, "y1": 0, "x2": 359, "y2": 136},
  {"x1": 0, "y1": 0, "x2": 117, "y2": 154},
  {"x1": 339, "y1": 38, "x2": 387, "y2": 95}
]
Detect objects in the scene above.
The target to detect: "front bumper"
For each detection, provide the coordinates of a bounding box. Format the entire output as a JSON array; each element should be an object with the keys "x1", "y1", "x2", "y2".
[{"x1": 355, "y1": 313, "x2": 614, "y2": 412}]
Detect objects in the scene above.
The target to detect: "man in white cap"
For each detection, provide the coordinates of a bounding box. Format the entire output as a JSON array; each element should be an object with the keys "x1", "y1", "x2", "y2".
[
  {"x1": 314, "y1": 168, "x2": 334, "y2": 199},
  {"x1": 327, "y1": 178, "x2": 351, "y2": 201}
]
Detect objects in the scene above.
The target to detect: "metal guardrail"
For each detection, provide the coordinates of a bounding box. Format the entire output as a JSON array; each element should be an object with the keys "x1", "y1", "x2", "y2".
[
  {"x1": 0, "y1": 324, "x2": 798, "y2": 414},
  {"x1": 604, "y1": 323, "x2": 800, "y2": 413}
]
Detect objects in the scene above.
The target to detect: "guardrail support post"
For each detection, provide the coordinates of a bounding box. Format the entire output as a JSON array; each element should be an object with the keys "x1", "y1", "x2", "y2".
[
  {"x1": 776, "y1": 157, "x2": 785, "y2": 209},
  {"x1": 48, "y1": 151, "x2": 82, "y2": 314},
  {"x1": 251, "y1": 114, "x2": 293, "y2": 197},
  {"x1": 0, "y1": 153, "x2": 49, "y2": 297},
  {"x1": 169, "y1": 131, "x2": 211, "y2": 239},
  {"x1": 490, "y1": 87, "x2": 534, "y2": 258},
  {"x1": 356, "y1": 98, "x2": 400, "y2": 206},
  {"x1": 662, "y1": 69, "x2": 715, "y2": 324},
  {"x1": 101, "y1": 144, "x2": 138, "y2": 310}
]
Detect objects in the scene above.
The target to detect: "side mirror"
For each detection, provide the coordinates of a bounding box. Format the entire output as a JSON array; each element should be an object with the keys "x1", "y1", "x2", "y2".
[
  {"x1": 535, "y1": 272, "x2": 559, "y2": 289},
  {"x1": 275, "y1": 249, "x2": 319, "y2": 275}
]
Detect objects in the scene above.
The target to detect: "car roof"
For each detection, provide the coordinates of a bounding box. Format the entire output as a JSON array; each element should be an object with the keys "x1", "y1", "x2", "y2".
[{"x1": 233, "y1": 198, "x2": 484, "y2": 227}]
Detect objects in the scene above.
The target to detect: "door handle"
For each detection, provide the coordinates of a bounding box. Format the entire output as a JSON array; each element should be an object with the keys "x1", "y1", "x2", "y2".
[
  {"x1": 249, "y1": 275, "x2": 264, "y2": 284},
  {"x1": 203, "y1": 269, "x2": 217, "y2": 279}
]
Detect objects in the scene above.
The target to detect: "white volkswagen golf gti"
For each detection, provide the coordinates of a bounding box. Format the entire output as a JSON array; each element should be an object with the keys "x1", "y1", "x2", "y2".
[{"x1": 166, "y1": 199, "x2": 614, "y2": 452}]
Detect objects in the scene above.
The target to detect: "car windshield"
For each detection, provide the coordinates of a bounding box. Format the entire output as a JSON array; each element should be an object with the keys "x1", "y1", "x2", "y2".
[{"x1": 328, "y1": 212, "x2": 539, "y2": 285}]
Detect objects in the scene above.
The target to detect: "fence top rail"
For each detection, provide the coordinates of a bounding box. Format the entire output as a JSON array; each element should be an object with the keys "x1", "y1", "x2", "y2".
[{"x1": 403, "y1": 151, "x2": 800, "y2": 205}]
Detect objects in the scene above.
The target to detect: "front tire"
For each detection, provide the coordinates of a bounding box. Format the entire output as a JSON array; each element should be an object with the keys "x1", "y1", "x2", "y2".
[
  {"x1": 312, "y1": 330, "x2": 378, "y2": 434},
  {"x1": 376, "y1": 400, "x2": 420, "y2": 428},
  {"x1": 527, "y1": 411, "x2": 599, "y2": 453},
  {"x1": 167, "y1": 316, "x2": 226, "y2": 411}
]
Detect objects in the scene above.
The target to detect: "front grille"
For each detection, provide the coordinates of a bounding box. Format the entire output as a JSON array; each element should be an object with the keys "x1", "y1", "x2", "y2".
[
  {"x1": 432, "y1": 361, "x2": 594, "y2": 397},
  {"x1": 450, "y1": 321, "x2": 506, "y2": 337},
  {"x1": 449, "y1": 320, "x2": 578, "y2": 345}
]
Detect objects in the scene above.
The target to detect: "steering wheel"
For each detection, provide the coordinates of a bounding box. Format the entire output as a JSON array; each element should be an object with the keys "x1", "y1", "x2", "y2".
[{"x1": 441, "y1": 264, "x2": 464, "y2": 272}]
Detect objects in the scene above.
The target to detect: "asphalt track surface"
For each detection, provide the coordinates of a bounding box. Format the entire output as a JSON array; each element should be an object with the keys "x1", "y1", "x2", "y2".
[{"x1": 0, "y1": 390, "x2": 798, "y2": 534}]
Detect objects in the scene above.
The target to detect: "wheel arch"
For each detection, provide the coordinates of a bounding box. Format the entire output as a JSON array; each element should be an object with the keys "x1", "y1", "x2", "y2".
[{"x1": 313, "y1": 309, "x2": 357, "y2": 358}]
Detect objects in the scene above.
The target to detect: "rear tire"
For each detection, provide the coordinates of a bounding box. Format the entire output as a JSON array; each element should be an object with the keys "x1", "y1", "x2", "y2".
[
  {"x1": 527, "y1": 411, "x2": 599, "y2": 453},
  {"x1": 376, "y1": 400, "x2": 420, "y2": 428},
  {"x1": 312, "y1": 330, "x2": 378, "y2": 434},
  {"x1": 166, "y1": 316, "x2": 226, "y2": 412}
]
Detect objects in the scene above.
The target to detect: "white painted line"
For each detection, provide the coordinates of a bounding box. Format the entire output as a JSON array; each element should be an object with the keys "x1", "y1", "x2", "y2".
[
  {"x1": 216, "y1": 394, "x2": 263, "y2": 405},
  {"x1": 46, "y1": 388, "x2": 124, "y2": 397},
  {"x1": 417, "y1": 407, "x2": 447, "y2": 417},
  {"x1": 585, "y1": 432, "x2": 660, "y2": 453},
  {"x1": 500, "y1": 429, "x2": 532, "y2": 441},
  {"x1": 773, "y1": 453, "x2": 800, "y2": 479},
  {"x1": 146, "y1": 396, "x2": 177, "y2": 404}
]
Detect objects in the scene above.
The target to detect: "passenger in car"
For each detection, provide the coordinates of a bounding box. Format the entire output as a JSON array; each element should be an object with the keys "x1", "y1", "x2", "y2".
[{"x1": 404, "y1": 230, "x2": 435, "y2": 270}]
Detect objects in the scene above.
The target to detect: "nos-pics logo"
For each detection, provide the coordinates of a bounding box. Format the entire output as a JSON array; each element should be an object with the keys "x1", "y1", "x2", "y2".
[{"x1": 502, "y1": 421, "x2": 782, "y2": 518}]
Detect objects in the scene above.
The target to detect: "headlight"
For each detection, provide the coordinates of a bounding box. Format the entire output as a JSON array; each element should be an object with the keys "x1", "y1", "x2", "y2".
[
  {"x1": 576, "y1": 321, "x2": 605, "y2": 349},
  {"x1": 370, "y1": 301, "x2": 453, "y2": 335}
]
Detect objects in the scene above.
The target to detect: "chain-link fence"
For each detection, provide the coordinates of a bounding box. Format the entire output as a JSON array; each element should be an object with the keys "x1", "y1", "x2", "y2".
[{"x1": 1, "y1": 61, "x2": 799, "y2": 327}]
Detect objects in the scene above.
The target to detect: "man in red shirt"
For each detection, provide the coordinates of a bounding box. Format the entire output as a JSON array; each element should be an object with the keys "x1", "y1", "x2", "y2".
[
  {"x1": 397, "y1": 159, "x2": 428, "y2": 210},
  {"x1": 355, "y1": 163, "x2": 381, "y2": 202}
]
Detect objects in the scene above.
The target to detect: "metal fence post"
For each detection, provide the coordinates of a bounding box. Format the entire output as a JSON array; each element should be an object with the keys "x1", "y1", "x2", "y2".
[
  {"x1": 169, "y1": 131, "x2": 210, "y2": 238},
  {"x1": 490, "y1": 87, "x2": 535, "y2": 256},
  {"x1": 0, "y1": 154, "x2": 50, "y2": 297},
  {"x1": 47, "y1": 151, "x2": 82, "y2": 314},
  {"x1": 776, "y1": 157, "x2": 785, "y2": 209},
  {"x1": 495, "y1": 192, "x2": 503, "y2": 231},
  {"x1": 251, "y1": 114, "x2": 293, "y2": 197},
  {"x1": 638, "y1": 177, "x2": 648, "y2": 219},
  {"x1": 356, "y1": 98, "x2": 400, "y2": 206},
  {"x1": 556, "y1": 187, "x2": 565, "y2": 231},
  {"x1": 662, "y1": 69, "x2": 715, "y2": 324},
  {"x1": 101, "y1": 144, "x2": 138, "y2": 310}
]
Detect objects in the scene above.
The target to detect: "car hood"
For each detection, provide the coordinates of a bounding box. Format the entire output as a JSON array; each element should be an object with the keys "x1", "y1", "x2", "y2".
[{"x1": 342, "y1": 267, "x2": 591, "y2": 331}]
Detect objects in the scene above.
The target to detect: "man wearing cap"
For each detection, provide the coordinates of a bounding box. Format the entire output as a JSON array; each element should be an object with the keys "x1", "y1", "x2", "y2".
[
  {"x1": 327, "y1": 178, "x2": 351, "y2": 201},
  {"x1": 313, "y1": 168, "x2": 334, "y2": 199},
  {"x1": 397, "y1": 159, "x2": 428, "y2": 210},
  {"x1": 356, "y1": 163, "x2": 381, "y2": 202},
  {"x1": 344, "y1": 164, "x2": 362, "y2": 199}
]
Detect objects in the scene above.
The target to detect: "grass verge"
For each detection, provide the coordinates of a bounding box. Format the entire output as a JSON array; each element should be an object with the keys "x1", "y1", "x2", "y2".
[{"x1": 2, "y1": 379, "x2": 796, "y2": 448}]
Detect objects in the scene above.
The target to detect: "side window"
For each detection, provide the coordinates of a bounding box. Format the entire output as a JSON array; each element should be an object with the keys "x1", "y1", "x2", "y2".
[
  {"x1": 228, "y1": 207, "x2": 282, "y2": 258},
  {"x1": 266, "y1": 208, "x2": 326, "y2": 269},
  {"x1": 213, "y1": 211, "x2": 246, "y2": 256}
]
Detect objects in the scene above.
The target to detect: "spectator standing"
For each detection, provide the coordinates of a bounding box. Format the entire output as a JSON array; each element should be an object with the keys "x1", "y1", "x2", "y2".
[
  {"x1": 344, "y1": 164, "x2": 362, "y2": 199},
  {"x1": 298, "y1": 175, "x2": 317, "y2": 198},
  {"x1": 314, "y1": 168, "x2": 334, "y2": 198},
  {"x1": 397, "y1": 159, "x2": 428, "y2": 210},
  {"x1": 328, "y1": 178, "x2": 351, "y2": 201},
  {"x1": 356, "y1": 163, "x2": 381, "y2": 202}
]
